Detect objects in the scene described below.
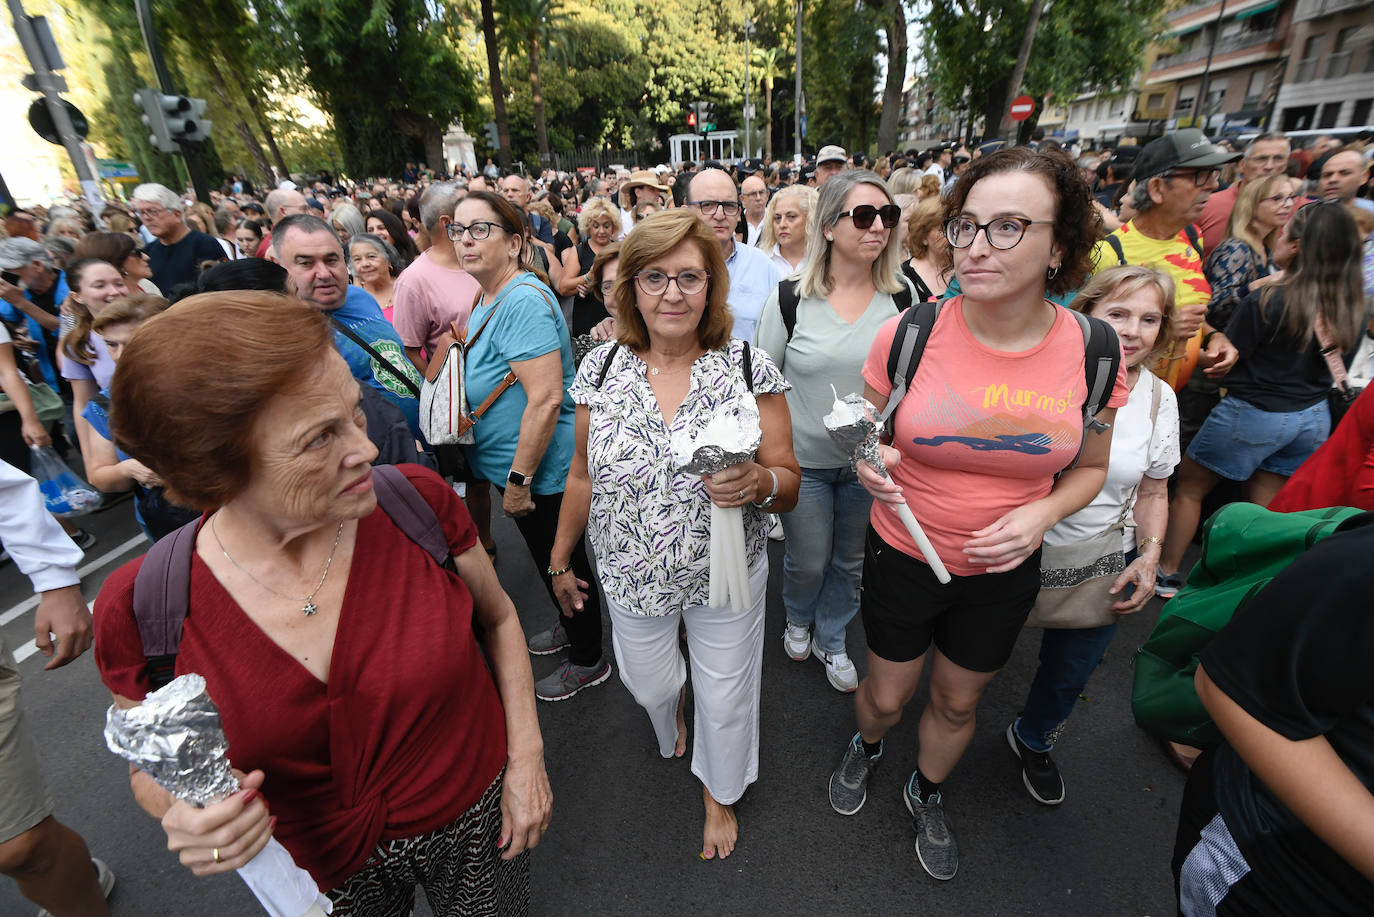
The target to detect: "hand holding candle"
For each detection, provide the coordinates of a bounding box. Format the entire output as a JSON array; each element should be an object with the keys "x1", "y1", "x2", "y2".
[
  {"x1": 105, "y1": 675, "x2": 333, "y2": 917},
  {"x1": 823, "y1": 388, "x2": 951, "y2": 584}
]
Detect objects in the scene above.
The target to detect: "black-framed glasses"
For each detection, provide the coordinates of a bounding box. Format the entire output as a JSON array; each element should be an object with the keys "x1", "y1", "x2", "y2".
[
  {"x1": 446, "y1": 220, "x2": 509, "y2": 241},
  {"x1": 688, "y1": 200, "x2": 741, "y2": 217},
  {"x1": 835, "y1": 204, "x2": 901, "y2": 230},
  {"x1": 635, "y1": 269, "x2": 710, "y2": 296},
  {"x1": 944, "y1": 215, "x2": 1049, "y2": 250},
  {"x1": 1162, "y1": 168, "x2": 1220, "y2": 188}
]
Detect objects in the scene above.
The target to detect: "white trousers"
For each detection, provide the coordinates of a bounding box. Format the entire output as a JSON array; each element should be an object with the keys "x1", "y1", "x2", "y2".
[{"x1": 604, "y1": 554, "x2": 768, "y2": 806}]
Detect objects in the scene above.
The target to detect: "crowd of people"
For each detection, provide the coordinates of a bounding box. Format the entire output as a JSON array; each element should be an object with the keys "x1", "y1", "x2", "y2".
[{"x1": 0, "y1": 126, "x2": 1372, "y2": 915}]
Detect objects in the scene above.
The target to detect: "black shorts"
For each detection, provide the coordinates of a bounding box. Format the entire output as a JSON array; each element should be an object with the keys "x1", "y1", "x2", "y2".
[{"x1": 859, "y1": 525, "x2": 1041, "y2": 672}]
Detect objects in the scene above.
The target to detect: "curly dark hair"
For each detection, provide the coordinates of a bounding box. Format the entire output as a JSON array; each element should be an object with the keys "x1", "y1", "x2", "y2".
[{"x1": 942, "y1": 147, "x2": 1103, "y2": 296}]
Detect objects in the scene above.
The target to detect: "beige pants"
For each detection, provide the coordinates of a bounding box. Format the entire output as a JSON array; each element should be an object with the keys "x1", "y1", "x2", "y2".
[{"x1": 0, "y1": 631, "x2": 53, "y2": 843}]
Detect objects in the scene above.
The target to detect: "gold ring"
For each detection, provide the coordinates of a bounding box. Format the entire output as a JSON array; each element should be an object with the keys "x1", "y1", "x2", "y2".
[{"x1": 213, "y1": 847, "x2": 222, "y2": 864}]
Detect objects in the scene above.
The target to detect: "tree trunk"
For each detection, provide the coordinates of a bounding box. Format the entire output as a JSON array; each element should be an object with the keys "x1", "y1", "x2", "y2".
[
  {"x1": 877, "y1": 0, "x2": 907, "y2": 154},
  {"x1": 529, "y1": 36, "x2": 550, "y2": 162},
  {"x1": 423, "y1": 119, "x2": 445, "y2": 173},
  {"x1": 481, "y1": 0, "x2": 512, "y2": 169},
  {"x1": 996, "y1": 0, "x2": 1046, "y2": 143},
  {"x1": 764, "y1": 76, "x2": 773, "y2": 161},
  {"x1": 201, "y1": 53, "x2": 272, "y2": 185}
]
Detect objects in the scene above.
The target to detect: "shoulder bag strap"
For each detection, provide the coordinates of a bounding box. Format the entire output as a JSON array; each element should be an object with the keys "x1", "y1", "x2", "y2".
[
  {"x1": 1314, "y1": 314, "x2": 1353, "y2": 397},
  {"x1": 778, "y1": 279, "x2": 801, "y2": 342},
  {"x1": 328, "y1": 315, "x2": 421, "y2": 399}
]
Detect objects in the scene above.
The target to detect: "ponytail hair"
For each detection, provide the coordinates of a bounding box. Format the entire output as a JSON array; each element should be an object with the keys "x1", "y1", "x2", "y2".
[{"x1": 59, "y1": 257, "x2": 108, "y2": 365}]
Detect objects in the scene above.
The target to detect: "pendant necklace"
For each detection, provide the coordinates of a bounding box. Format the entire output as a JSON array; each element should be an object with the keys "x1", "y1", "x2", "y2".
[{"x1": 212, "y1": 516, "x2": 346, "y2": 616}]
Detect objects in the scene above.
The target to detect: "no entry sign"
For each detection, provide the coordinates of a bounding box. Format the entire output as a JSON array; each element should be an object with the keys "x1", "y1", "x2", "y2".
[{"x1": 1009, "y1": 95, "x2": 1035, "y2": 122}]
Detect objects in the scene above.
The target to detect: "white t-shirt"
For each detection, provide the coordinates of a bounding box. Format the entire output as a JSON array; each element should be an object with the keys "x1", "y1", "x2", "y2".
[
  {"x1": 0, "y1": 323, "x2": 10, "y2": 345},
  {"x1": 1043, "y1": 369, "x2": 1180, "y2": 551}
]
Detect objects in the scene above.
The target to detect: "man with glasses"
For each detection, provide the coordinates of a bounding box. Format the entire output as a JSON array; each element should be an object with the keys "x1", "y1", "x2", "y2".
[
  {"x1": 1092, "y1": 129, "x2": 1241, "y2": 454},
  {"x1": 739, "y1": 173, "x2": 769, "y2": 246},
  {"x1": 684, "y1": 168, "x2": 781, "y2": 343},
  {"x1": 131, "y1": 183, "x2": 227, "y2": 293},
  {"x1": 1197, "y1": 133, "x2": 1291, "y2": 251}
]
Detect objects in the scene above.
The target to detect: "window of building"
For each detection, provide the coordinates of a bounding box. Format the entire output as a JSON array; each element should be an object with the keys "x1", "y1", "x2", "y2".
[
  {"x1": 1328, "y1": 26, "x2": 1357, "y2": 79},
  {"x1": 1296, "y1": 34, "x2": 1323, "y2": 82},
  {"x1": 1318, "y1": 101, "x2": 1342, "y2": 129},
  {"x1": 1245, "y1": 70, "x2": 1267, "y2": 108},
  {"x1": 1351, "y1": 99, "x2": 1372, "y2": 127},
  {"x1": 1146, "y1": 92, "x2": 1166, "y2": 111}
]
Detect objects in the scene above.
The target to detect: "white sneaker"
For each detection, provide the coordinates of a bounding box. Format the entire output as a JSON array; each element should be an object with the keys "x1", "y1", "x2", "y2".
[
  {"x1": 812, "y1": 640, "x2": 859, "y2": 692},
  {"x1": 37, "y1": 857, "x2": 115, "y2": 916},
  {"x1": 768, "y1": 514, "x2": 785, "y2": 541},
  {"x1": 783, "y1": 623, "x2": 810, "y2": 661}
]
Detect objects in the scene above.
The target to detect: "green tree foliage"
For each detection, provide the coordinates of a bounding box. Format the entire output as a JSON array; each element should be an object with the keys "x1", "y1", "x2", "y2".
[
  {"x1": 922, "y1": 0, "x2": 1163, "y2": 142},
  {"x1": 284, "y1": 0, "x2": 481, "y2": 176},
  {"x1": 804, "y1": 0, "x2": 883, "y2": 152}
]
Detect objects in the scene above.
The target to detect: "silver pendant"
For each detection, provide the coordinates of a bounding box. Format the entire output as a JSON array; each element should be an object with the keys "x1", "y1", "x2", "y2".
[
  {"x1": 302, "y1": 601, "x2": 318, "y2": 616},
  {"x1": 650, "y1": 367, "x2": 660, "y2": 376}
]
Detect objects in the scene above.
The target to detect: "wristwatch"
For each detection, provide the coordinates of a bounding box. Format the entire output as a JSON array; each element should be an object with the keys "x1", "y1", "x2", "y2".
[{"x1": 507, "y1": 469, "x2": 531, "y2": 487}]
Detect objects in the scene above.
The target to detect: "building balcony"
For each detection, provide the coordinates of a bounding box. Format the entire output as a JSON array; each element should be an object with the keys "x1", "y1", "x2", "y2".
[{"x1": 1151, "y1": 27, "x2": 1280, "y2": 71}]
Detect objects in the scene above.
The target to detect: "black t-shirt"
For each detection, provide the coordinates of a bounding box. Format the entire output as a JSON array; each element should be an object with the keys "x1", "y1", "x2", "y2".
[
  {"x1": 146, "y1": 229, "x2": 226, "y2": 294},
  {"x1": 568, "y1": 242, "x2": 609, "y2": 337},
  {"x1": 1201, "y1": 514, "x2": 1374, "y2": 915},
  {"x1": 1221, "y1": 287, "x2": 1353, "y2": 412}
]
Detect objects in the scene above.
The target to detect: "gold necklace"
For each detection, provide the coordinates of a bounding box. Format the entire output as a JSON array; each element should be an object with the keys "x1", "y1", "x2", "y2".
[{"x1": 212, "y1": 516, "x2": 345, "y2": 616}]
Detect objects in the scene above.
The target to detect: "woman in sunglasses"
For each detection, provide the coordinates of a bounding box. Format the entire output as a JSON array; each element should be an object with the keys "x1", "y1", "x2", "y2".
[
  {"x1": 827, "y1": 148, "x2": 1129, "y2": 881},
  {"x1": 755, "y1": 171, "x2": 911, "y2": 694},
  {"x1": 72, "y1": 231, "x2": 161, "y2": 297},
  {"x1": 550, "y1": 209, "x2": 799, "y2": 861}
]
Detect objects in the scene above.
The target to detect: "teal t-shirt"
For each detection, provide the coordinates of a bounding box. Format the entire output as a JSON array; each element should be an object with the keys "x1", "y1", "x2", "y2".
[{"x1": 462, "y1": 273, "x2": 575, "y2": 493}]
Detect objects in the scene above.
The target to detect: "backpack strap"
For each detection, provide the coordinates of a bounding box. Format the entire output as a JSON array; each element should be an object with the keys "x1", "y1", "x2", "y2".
[
  {"x1": 1104, "y1": 233, "x2": 1127, "y2": 267},
  {"x1": 778, "y1": 279, "x2": 802, "y2": 342},
  {"x1": 1069, "y1": 309, "x2": 1121, "y2": 435},
  {"x1": 371, "y1": 464, "x2": 450, "y2": 567},
  {"x1": 879, "y1": 299, "x2": 942, "y2": 424},
  {"x1": 1184, "y1": 223, "x2": 1203, "y2": 259}
]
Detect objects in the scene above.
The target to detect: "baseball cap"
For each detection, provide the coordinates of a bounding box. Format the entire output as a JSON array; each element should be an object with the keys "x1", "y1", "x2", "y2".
[
  {"x1": 817, "y1": 145, "x2": 847, "y2": 165},
  {"x1": 738, "y1": 157, "x2": 764, "y2": 175},
  {"x1": 1132, "y1": 129, "x2": 1241, "y2": 182}
]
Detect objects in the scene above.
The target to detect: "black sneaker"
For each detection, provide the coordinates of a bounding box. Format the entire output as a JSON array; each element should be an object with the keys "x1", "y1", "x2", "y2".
[
  {"x1": 70, "y1": 529, "x2": 97, "y2": 551},
  {"x1": 903, "y1": 774, "x2": 958, "y2": 880},
  {"x1": 1006, "y1": 722, "x2": 1064, "y2": 806}
]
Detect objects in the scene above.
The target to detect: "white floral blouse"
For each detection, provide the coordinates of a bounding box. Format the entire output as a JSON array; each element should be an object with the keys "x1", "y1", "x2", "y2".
[{"x1": 570, "y1": 338, "x2": 790, "y2": 617}]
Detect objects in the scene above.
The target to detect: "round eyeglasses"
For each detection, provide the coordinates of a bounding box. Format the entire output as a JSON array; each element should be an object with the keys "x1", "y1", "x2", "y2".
[
  {"x1": 944, "y1": 215, "x2": 1049, "y2": 250},
  {"x1": 446, "y1": 220, "x2": 509, "y2": 241},
  {"x1": 635, "y1": 269, "x2": 710, "y2": 296}
]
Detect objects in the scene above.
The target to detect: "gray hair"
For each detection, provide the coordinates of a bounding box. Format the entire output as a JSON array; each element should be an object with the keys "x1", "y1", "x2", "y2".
[
  {"x1": 1245, "y1": 132, "x2": 1289, "y2": 157},
  {"x1": 329, "y1": 203, "x2": 367, "y2": 240},
  {"x1": 1129, "y1": 179, "x2": 1156, "y2": 214},
  {"x1": 270, "y1": 213, "x2": 341, "y2": 258},
  {"x1": 797, "y1": 169, "x2": 905, "y2": 299},
  {"x1": 131, "y1": 183, "x2": 183, "y2": 213},
  {"x1": 0, "y1": 236, "x2": 52, "y2": 271},
  {"x1": 41, "y1": 235, "x2": 76, "y2": 265},
  {"x1": 348, "y1": 233, "x2": 402, "y2": 275},
  {"x1": 418, "y1": 182, "x2": 461, "y2": 233}
]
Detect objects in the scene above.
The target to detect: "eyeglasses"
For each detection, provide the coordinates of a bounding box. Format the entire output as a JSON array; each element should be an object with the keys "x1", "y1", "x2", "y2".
[
  {"x1": 597, "y1": 279, "x2": 616, "y2": 297},
  {"x1": 634, "y1": 269, "x2": 710, "y2": 296},
  {"x1": 1261, "y1": 193, "x2": 1296, "y2": 206},
  {"x1": 740, "y1": 190, "x2": 768, "y2": 200},
  {"x1": 687, "y1": 200, "x2": 742, "y2": 217},
  {"x1": 446, "y1": 220, "x2": 509, "y2": 241},
  {"x1": 133, "y1": 207, "x2": 167, "y2": 219},
  {"x1": 835, "y1": 204, "x2": 901, "y2": 231},
  {"x1": 944, "y1": 215, "x2": 1049, "y2": 250},
  {"x1": 1162, "y1": 168, "x2": 1220, "y2": 188}
]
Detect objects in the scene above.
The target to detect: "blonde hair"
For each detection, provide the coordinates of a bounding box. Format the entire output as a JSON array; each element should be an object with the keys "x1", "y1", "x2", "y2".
[
  {"x1": 756, "y1": 184, "x2": 818, "y2": 252},
  {"x1": 1073, "y1": 265, "x2": 1176, "y2": 362},
  {"x1": 796, "y1": 170, "x2": 904, "y2": 299},
  {"x1": 1224, "y1": 174, "x2": 1289, "y2": 258},
  {"x1": 577, "y1": 197, "x2": 621, "y2": 237},
  {"x1": 904, "y1": 196, "x2": 947, "y2": 261},
  {"x1": 613, "y1": 210, "x2": 732, "y2": 351},
  {"x1": 887, "y1": 168, "x2": 921, "y2": 195}
]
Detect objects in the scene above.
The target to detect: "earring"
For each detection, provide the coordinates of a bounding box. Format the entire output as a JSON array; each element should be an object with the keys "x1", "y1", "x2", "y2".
[
  {"x1": 1047, "y1": 265, "x2": 1059, "y2": 279},
  {"x1": 825, "y1": 234, "x2": 833, "y2": 241}
]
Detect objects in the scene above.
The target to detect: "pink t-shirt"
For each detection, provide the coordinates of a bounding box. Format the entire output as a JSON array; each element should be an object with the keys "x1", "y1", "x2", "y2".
[
  {"x1": 391, "y1": 249, "x2": 482, "y2": 357},
  {"x1": 861, "y1": 297, "x2": 1130, "y2": 576}
]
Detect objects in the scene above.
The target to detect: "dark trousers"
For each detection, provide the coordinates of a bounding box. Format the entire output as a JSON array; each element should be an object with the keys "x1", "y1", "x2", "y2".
[{"x1": 500, "y1": 487, "x2": 603, "y2": 667}]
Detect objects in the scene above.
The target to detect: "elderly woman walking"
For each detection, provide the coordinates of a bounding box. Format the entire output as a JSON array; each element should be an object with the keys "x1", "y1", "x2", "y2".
[
  {"x1": 550, "y1": 209, "x2": 800, "y2": 861},
  {"x1": 93, "y1": 292, "x2": 549, "y2": 915}
]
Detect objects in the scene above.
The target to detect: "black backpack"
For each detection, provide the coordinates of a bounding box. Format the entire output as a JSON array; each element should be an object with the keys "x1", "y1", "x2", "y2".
[
  {"x1": 775, "y1": 278, "x2": 913, "y2": 343},
  {"x1": 877, "y1": 300, "x2": 1122, "y2": 464},
  {"x1": 1101, "y1": 223, "x2": 1202, "y2": 266}
]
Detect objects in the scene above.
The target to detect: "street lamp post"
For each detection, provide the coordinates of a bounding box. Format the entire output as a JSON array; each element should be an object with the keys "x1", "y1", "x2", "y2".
[
  {"x1": 794, "y1": 0, "x2": 803, "y2": 163},
  {"x1": 744, "y1": 18, "x2": 754, "y2": 160}
]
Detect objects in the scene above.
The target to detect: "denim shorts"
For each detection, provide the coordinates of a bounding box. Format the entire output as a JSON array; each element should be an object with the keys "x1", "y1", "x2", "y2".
[{"x1": 1186, "y1": 396, "x2": 1330, "y2": 480}]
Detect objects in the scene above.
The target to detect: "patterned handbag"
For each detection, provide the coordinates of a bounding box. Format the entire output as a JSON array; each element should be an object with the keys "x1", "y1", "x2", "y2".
[{"x1": 1024, "y1": 516, "x2": 1128, "y2": 629}]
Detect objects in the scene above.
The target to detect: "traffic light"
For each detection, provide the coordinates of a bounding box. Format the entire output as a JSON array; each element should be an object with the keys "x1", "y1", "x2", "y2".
[
  {"x1": 687, "y1": 110, "x2": 697, "y2": 130},
  {"x1": 133, "y1": 88, "x2": 185, "y2": 154},
  {"x1": 701, "y1": 102, "x2": 717, "y2": 133},
  {"x1": 483, "y1": 121, "x2": 499, "y2": 149},
  {"x1": 173, "y1": 97, "x2": 211, "y2": 143}
]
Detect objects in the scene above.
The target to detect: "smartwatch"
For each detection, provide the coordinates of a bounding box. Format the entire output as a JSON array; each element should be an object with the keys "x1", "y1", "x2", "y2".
[{"x1": 507, "y1": 469, "x2": 531, "y2": 487}]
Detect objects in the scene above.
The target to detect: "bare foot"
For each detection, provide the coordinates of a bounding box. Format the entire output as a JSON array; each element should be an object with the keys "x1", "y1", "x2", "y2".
[
  {"x1": 700, "y1": 787, "x2": 738, "y2": 860},
  {"x1": 674, "y1": 686, "x2": 687, "y2": 758}
]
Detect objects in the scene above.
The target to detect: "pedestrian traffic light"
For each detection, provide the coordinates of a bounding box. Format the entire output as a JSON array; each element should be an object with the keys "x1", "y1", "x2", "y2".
[
  {"x1": 701, "y1": 102, "x2": 717, "y2": 134},
  {"x1": 133, "y1": 88, "x2": 186, "y2": 154},
  {"x1": 687, "y1": 110, "x2": 697, "y2": 130},
  {"x1": 483, "y1": 121, "x2": 499, "y2": 149}
]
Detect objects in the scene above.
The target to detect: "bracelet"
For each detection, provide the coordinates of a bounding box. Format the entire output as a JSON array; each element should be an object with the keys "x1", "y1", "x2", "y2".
[
  {"x1": 547, "y1": 564, "x2": 573, "y2": 577},
  {"x1": 1137, "y1": 536, "x2": 1163, "y2": 552},
  {"x1": 753, "y1": 467, "x2": 779, "y2": 510},
  {"x1": 1200, "y1": 331, "x2": 1218, "y2": 351}
]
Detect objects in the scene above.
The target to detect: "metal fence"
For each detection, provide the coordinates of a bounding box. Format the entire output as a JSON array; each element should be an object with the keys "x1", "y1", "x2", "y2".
[{"x1": 541, "y1": 147, "x2": 648, "y2": 173}]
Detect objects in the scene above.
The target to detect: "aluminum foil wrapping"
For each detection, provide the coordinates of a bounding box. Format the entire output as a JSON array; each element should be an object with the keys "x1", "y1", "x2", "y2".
[
  {"x1": 104, "y1": 673, "x2": 240, "y2": 806},
  {"x1": 823, "y1": 390, "x2": 888, "y2": 476},
  {"x1": 672, "y1": 390, "x2": 762, "y2": 475}
]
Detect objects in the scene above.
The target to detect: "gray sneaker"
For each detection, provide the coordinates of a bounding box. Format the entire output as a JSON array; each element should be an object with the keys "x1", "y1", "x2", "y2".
[
  {"x1": 527, "y1": 620, "x2": 570, "y2": 656},
  {"x1": 534, "y1": 657, "x2": 611, "y2": 702},
  {"x1": 829, "y1": 732, "x2": 880, "y2": 816},
  {"x1": 903, "y1": 774, "x2": 958, "y2": 880}
]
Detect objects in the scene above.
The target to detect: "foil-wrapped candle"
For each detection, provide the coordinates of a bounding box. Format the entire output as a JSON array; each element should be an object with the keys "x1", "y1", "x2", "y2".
[
  {"x1": 823, "y1": 388, "x2": 951, "y2": 584},
  {"x1": 106, "y1": 674, "x2": 332, "y2": 917},
  {"x1": 673, "y1": 391, "x2": 762, "y2": 612}
]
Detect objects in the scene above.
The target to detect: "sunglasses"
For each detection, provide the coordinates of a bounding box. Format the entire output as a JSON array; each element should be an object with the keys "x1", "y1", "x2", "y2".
[{"x1": 835, "y1": 204, "x2": 901, "y2": 230}]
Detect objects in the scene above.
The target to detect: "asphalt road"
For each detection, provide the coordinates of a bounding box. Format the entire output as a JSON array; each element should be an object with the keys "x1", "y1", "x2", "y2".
[{"x1": 0, "y1": 493, "x2": 1188, "y2": 917}]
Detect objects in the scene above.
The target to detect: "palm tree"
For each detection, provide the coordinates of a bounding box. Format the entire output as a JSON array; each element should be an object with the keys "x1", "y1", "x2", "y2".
[
  {"x1": 480, "y1": 0, "x2": 512, "y2": 168},
  {"x1": 497, "y1": 0, "x2": 571, "y2": 162},
  {"x1": 752, "y1": 46, "x2": 786, "y2": 162}
]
